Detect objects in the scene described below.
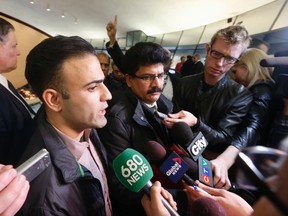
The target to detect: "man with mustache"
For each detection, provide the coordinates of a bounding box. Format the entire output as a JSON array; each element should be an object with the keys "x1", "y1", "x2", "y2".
[{"x1": 98, "y1": 41, "x2": 175, "y2": 216}]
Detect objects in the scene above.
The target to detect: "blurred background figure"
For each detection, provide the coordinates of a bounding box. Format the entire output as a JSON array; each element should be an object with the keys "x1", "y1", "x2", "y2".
[
  {"x1": 191, "y1": 53, "x2": 204, "y2": 75},
  {"x1": 104, "y1": 61, "x2": 127, "y2": 96},
  {"x1": 249, "y1": 38, "x2": 270, "y2": 54},
  {"x1": 174, "y1": 56, "x2": 186, "y2": 76},
  {"x1": 180, "y1": 55, "x2": 194, "y2": 77},
  {"x1": 97, "y1": 51, "x2": 111, "y2": 77}
]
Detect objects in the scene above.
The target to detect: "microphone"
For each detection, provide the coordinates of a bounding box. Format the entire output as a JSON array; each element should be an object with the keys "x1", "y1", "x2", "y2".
[
  {"x1": 171, "y1": 122, "x2": 214, "y2": 187},
  {"x1": 260, "y1": 56, "x2": 288, "y2": 67},
  {"x1": 113, "y1": 148, "x2": 180, "y2": 216},
  {"x1": 143, "y1": 141, "x2": 209, "y2": 194},
  {"x1": 171, "y1": 122, "x2": 207, "y2": 161}
]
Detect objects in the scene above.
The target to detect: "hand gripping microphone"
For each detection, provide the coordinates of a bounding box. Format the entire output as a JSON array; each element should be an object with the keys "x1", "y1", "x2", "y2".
[
  {"x1": 113, "y1": 148, "x2": 180, "y2": 216},
  {"x1": 171, "y1": 122, "x2": 214, "y2": 187}
]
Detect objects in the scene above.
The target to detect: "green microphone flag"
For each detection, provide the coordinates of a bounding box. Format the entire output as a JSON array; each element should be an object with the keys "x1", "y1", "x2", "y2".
[{"x1": 113, "y1": 148, "x2": 153, "y2": 192}]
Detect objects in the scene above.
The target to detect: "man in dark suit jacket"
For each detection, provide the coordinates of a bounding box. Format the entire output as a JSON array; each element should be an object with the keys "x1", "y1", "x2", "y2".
[{"x1": 0, "y1": 18, "x2": 35, "y2": 166}]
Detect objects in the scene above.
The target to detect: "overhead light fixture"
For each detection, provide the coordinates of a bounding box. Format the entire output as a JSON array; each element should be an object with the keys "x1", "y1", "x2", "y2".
[
  {"x1": 61, "y1": 11, "x2": 65, "y2": 18},
  {"x1": 74, "y1": 18, "x2": 78, "y2": 24},
  {"x1": 46, "y1": 4, "x2": 51, "y2": 12},
  {"x1": 29, "y1": 0, "x2": 34, "y2": 4}
]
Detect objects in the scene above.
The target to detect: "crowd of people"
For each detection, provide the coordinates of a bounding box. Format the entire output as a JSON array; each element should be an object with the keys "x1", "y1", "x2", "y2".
[{"x1": 1, "y1": 15, "x2": 288, "y2": 216}]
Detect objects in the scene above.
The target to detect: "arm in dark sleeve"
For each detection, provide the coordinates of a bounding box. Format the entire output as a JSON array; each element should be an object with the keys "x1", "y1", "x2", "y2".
[
  {"x1": 230, "y1": 82, "x2": 274, "y2": 149},
  {"x1": 196, "y1": 89, "x2": 253, "y2": 151},
  {"x1": 106, "y1": 41, "x2": 125, "y2": 72},
  {"x1": 97, "y1": 114, "x2": 145, "y2": 214}
]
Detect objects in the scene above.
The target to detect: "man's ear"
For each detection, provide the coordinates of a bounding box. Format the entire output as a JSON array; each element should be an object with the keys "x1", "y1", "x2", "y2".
[
  {"x1": 42, "y1": 89, "x2": 62, "y2": 112},
  {"x1": 205, "y1": 43, "x2": 210, "y2": 53},
  {"x1": 125, "y1": 74, "x2": 133, "y2": 87}
]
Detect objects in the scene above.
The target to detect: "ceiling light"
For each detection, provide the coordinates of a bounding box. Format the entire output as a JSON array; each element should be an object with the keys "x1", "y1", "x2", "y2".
[
  {"x1": 61, "y1": 11, "x2": 65, "y2": 18},
  {"x1": 46, "y1": 4, "x2": 51, "y2": 12},
  {"x1": 74, "y1": 18, "x2": 78, "y2": 24},
  {"x1": 29, "y1": 0, "x2": 34, "y2": 4}
]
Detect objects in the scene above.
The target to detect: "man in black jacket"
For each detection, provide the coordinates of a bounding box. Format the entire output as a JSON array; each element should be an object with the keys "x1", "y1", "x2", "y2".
[
  {"x1": 164, "y1": 25, "x2": 253, "y2": 190},
  {"x1": 98, "y1": 39, "x2": 187, "y2": 215},
  {"x1": 0, "y1": 17, "x2": 35, "y2": 166},
  {"x1": 18, "y1": 36, "x2": 113, "y2": 216}
]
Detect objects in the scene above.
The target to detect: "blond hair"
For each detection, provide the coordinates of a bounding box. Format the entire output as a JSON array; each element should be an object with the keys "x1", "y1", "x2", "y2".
[{"x1": 236, "y1": 48, "x2": 274, "y2": 88}]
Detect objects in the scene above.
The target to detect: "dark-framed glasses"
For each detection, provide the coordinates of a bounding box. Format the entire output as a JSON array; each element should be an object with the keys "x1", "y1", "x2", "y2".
[
  {"x1": 209, "y1": 49, "x2": 239, "y2": 64},
  {"x1": 132, "y1": 72, "x2": 168, "y2": 83}
]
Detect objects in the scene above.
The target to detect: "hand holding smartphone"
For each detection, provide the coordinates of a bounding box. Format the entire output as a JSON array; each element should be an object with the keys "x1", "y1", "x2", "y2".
[{"x1": 16, "y1": 149, "x2": 51, "y2": 182}]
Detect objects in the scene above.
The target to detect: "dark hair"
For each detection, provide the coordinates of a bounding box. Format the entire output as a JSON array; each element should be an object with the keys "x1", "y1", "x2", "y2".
[
  {"x1": 250, "y1": 38, "x2": 270, "y2": 49},
  {"x1": 0, "y1": 17, "x2": 15, "y2": 42},
  {"x1": 25, "y1": 35, "x2": 96, "y2": 100},
  {"x1": 122, "y1": 42, "x2": 171, "y2": 75}
]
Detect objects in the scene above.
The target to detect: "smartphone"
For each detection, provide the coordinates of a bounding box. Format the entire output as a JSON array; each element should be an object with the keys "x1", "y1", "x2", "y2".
[
  {"x1": 154, "y1": 110, "x2": 168, "y2": 119},
  {"x1": 16, "y1": 148, "x2": 51, "y2": 182}
]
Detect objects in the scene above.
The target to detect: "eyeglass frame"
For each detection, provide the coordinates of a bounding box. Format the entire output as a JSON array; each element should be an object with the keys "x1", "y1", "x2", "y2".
[
  {"x1": 131, "y1": 72, "x2": 168, "y2": 83},
  {"x1": 209, "y1": 47, "x2": 240, "y2": 64}
]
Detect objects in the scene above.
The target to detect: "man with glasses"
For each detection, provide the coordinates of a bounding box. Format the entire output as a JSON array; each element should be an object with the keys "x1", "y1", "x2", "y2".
[
  {"x1": 98, "y1": 42, "x2": 176, "y2": 216},
  {"x1": 165, "y1": 25, "x2": 253, "y2": 190}
]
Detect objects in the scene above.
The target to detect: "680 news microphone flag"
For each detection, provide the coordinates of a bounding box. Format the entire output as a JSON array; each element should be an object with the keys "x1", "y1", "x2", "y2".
[{"x1": 113, "y1": 148, "x2": 180, "y2": 216}]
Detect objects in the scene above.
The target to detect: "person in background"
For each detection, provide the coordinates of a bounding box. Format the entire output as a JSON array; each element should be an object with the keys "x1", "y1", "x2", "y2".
[
  {"x1": 180, "y1": 55, "x2": 194, "y2": 77},
  {"x1": 104, "y1": 61, "x2": 127, "y2": 96},
  {"x1": 190, "y1": 53, "x2": 204, "y2": 75},
  {"x1": 175, "y1": 56, "x2": 186, "y2": 75},
  {"x1": 18, "y1": 35, "x2": 112, "y2": 215},
  {"x1": 165, "y1": 25, "x2": 253, "y2": 190},
  {"x1": 229, "y1": 48, "x2": 274, "y2": 148},
  {"x1": 0, "y1": 164, "x2": 29, "y2": 216},
  {"x1": 249, "y1": 38, "x2": 270, "y2": 54},
  {"x1": 97, "y1": 51, "x2": 111, "y2": 77},
  {"x1": 0, "y1": 17, "x2": 35, "y2": 166}
]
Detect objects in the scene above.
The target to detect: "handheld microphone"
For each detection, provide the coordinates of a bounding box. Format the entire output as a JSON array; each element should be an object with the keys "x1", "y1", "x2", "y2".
[
  {"x1": 113, "y1": 148, "x2": 180, "y2": 216},
  {"x1": 260, "y1": 56, "x2": 288, "y2": 67},
  {"x1": 171, "y1": 122, "x2": 214, "y2": 187},
  {"x1": 143, "y1": 141, "x2": 209, "y2": 194},
  {"x1": 171, "y1": 122, "x2": 207, "y2": 161}
]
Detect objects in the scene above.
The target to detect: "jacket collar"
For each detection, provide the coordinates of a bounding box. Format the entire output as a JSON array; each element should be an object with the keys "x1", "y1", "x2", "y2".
[{"x1": 37, "y1": 110, "x2": 91, "y2": 183}]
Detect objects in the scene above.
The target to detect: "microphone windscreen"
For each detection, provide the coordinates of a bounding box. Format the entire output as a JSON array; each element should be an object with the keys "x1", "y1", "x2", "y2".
[
  {"x1": 142, "y1": 141, "x2": 167, "y2": 164},
  {"x1": 260, "y1": 57, "x2": 288, "y2": 67},
  {"x1": 190, "y1": 197, "x2": 227, "y2": 216},
  {"x1": 171, "y1": 122, "x2": 194, "y2": 147}
]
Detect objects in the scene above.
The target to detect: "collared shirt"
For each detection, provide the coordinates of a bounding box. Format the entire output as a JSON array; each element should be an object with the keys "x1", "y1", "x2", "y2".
[
  {"x1": 0, "y1": 74, "x2": 35, "y2": 118},
  {"x1": 54, "y1": 127, "x2": 112, "y2": 216},
  {"x1": 144, "y1": 101, "x2": 158, "y2": 111}
]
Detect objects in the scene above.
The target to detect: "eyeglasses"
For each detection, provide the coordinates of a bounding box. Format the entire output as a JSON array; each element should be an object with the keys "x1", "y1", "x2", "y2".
[
  {"x1": 132, "y1": 72, "x2": 168, "y2": 83},
  {"x1": 209, "y1": 49, "x2": 239, "y2": 64}
]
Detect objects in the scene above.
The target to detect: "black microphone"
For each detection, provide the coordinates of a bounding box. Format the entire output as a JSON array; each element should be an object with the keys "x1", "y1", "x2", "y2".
[
  {"x1": 260, "y1": 56, "x2": 288, "y2": 67},
  {"x1": 171, "y1": 122, "x2": 207, "y2": 161},
  {"x1": 143, "y1": 141, "x2": 208, "y2": 194},
  {"x1": 171, "y1": 122, "x2": 214, "y2": 187}
]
